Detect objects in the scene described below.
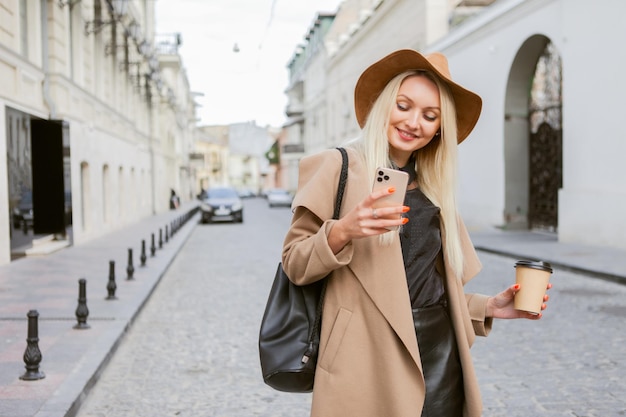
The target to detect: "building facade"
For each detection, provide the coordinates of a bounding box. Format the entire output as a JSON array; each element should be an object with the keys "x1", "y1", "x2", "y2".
[
  {"x1": 282, "y1": 0, "x2": 625, "y2": 251},
  {"x1": 194, "y1": 121, "x2": 273, "y2": 196},
  {"x1": 426, "y1": 0, "x2": 626, "y2": 250},
  {"x1": 281, "y1": 0, "x2": 483, "y2": 193},
  {"x1": 0, "y1": 0, "x2": 197, "y2": 265}
]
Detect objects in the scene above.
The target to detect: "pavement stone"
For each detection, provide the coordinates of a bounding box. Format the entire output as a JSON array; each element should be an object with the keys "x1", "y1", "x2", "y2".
[
  {"x1": 0, "y1": 202, "x2": 199, "y2": 417},
  {"x1": 1, "y1": 198, "x2": 625, "y2": 417}
]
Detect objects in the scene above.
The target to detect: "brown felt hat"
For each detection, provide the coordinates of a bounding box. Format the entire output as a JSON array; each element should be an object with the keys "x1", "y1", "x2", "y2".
[{"x1": 354, "y1": 49, "x2": 482, "y2": 143}]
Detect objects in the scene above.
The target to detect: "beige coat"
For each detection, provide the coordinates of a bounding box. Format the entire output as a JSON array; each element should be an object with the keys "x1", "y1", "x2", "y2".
[{"x1": 282, "y1": 148, "x2": 492, "y2": 417}]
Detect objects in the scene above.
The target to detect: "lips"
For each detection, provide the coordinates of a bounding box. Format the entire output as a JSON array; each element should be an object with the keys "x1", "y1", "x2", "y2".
[{"x1": 396, "y1": 127, "x2": 418, "y2": 141}]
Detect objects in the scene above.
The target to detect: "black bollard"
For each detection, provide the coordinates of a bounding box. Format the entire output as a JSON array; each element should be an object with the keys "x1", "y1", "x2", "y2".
[
  {"x1": 20, "y1": 310, "x2": 45, "y2": 380},
  {"x1": 150, "y1": 233, "x2": 156, "y2": 257},
  {"x1": 126, "y1": 248, "x2": 135, "y2": 280},
  {"x1": 106, "y1": 260, "x2": 117, "y2": 300},
  {"x1": 74, "y1": 278, "x2": 90, "y2": 329},
  {"x1": 140, "y1": 239, "x2": 147, "y2": 266},
  {"x1": 165, "y1": 225, "x2": 169, "y2": 243},
  {"x1": 22, "y1": 219, "x2": 28, "y2": 235},
  {"x1": 158, "y1": 228, "x2": 163, "y2": 249}
]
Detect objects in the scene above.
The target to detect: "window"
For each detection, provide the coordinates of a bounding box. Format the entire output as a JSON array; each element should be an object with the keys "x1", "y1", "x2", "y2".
[{"x1": 19, "y1": 0, "x2": 28, "y2": 58}]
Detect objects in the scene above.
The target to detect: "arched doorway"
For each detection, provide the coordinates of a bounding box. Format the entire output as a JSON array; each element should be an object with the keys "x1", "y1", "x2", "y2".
[
  {"x1": 503, "y1": 35, "x2": 563, "y2": 232},
  {"x1": 528, "y1": 42, "x2": 562, "y2": 231}
]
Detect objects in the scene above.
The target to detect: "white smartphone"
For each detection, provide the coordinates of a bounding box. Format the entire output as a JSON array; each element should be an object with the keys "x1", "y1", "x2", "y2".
[{"x1": 371, "y1": 167, "x2": 409, "y2": 230}]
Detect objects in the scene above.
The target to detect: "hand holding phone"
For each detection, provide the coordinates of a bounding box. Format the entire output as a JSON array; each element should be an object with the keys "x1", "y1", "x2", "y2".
[{"x1": 371, "y1": 167, "x2": 408, "y2": 230}]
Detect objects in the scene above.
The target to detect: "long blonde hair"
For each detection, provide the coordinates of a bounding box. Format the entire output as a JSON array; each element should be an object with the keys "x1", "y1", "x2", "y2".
[{"x1": 351, "y1": 70, "x2": 464, "y2": 279}]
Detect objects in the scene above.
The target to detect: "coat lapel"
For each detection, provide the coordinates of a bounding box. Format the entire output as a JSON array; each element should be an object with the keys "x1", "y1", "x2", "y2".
[
  {"x1": 347, "y1": 239, "x2": 422, "y2": 372},
  {"x1": 335, "y1": 149, "x2": 422, "y2": 371}
]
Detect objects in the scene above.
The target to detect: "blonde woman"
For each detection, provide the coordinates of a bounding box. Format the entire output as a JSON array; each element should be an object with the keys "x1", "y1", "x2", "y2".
[{"x1": 282, "y1": 49, "x2": 551, "y2": 417}]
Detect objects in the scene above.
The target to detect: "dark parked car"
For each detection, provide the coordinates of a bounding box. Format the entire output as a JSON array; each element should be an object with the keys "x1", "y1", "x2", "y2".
[{"x1": 200, "y1": 186, "x2": 243, "y2": 223}]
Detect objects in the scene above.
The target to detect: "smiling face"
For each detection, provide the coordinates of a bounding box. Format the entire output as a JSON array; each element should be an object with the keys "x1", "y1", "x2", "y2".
[{"x1": 386, "y1": 74, "x2": 441, "y2": 166}]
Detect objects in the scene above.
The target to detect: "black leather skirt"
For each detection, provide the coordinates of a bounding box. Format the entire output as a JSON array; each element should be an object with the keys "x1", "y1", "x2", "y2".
[{"x1": 413, "y1": 302, "x2": 464, "y2": 417}]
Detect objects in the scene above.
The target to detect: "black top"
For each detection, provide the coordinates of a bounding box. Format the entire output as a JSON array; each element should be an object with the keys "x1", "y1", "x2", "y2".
[{"x1": 400, "y1": 187, "x2": 445, "y2": 309}]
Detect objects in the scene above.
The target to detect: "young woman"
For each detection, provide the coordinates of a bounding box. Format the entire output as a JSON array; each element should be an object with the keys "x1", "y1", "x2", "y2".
[{"x1": 281, "y1": 49, "x2": 550, "y2": 417}]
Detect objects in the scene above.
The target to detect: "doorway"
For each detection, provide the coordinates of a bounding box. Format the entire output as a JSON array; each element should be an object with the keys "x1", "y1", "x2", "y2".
[
  {"x1": 503, "y1": 36, "x2": 562, "y2": 232},
  {"x1": 5, "y1": 107, "x2": 72, "y2": 259}
]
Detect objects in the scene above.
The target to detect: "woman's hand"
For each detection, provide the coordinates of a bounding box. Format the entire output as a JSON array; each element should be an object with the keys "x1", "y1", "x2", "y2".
[
  {"x1": 485, "y1": 283, "x2": 553, "y2": 320},
  {"x1": 327, "y1": 187, "x2": 409, "y2": 253}
]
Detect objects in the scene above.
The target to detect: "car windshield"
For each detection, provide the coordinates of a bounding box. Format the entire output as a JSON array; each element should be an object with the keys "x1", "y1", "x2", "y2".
[{"x1": 207, "y1": 188, "x2": 238, "y2": 199}]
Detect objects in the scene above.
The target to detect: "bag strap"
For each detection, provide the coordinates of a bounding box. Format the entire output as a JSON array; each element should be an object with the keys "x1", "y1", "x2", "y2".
[
  {"x1": 307, "y1": 147, "x2": 348, "y2": 355},
  {"x1": 333, "y1": 147, "x2": 349, "y2": 220}
]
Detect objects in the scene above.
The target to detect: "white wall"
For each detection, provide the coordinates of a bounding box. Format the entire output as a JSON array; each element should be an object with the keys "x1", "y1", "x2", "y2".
[
  {"x1": 69, "y1": 119, "x2": 154, "y2": 244},
  {"x1": 428, "y1": 0, "x2": 626, "y2": 249},
  {"x1": 327, "y1": 0, "x2": 436, "y2": 146},
  {"x1": 0, "y1": 102, "x2": 8, "y2": 264},
  {"x1": 557, "y1": 0, "x2": 626, "y2": 247}
]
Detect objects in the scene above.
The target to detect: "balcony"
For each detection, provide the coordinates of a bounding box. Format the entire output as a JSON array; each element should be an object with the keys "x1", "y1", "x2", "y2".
[{"x1": 285, "y1": 102, "x2": 304, "y2": 118}]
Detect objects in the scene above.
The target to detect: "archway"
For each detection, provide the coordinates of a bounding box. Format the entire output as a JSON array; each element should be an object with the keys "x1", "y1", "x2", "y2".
[{"x1": 503, "y1": 35, "x2": 562, "y2": 231}]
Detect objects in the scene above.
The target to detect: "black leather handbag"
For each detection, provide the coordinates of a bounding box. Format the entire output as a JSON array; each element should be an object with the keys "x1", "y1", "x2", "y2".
[{"x1": 258, "y1": 147, "x2": 348, "y2": 393}]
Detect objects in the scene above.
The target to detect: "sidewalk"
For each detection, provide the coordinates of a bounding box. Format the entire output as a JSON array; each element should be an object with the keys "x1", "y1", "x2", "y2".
[
  {"x1": 0, "y1": 216, "x2": 624, "y2": 417},
  {"x1": 0, "y1": 202, "x2": 200, "y2": 417},
  {"x1": 470, "y1": 227, "x2": 626, "y2": 285}
]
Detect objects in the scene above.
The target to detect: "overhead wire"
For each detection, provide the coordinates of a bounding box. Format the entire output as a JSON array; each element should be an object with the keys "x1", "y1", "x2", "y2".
[{"x1": 259, "y1": 0, "x2": 278, "y2": 52}]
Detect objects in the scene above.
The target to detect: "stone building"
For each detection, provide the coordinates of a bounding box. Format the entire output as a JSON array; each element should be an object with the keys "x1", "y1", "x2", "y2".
[
  {"x1": 281, "y1": 0, "x2": 492, "y2": 193},
  {"x1": 195, "y1": 121, "x2": 273, "y2": 196},
  {"x1": 0, "y1": 0, "x2": 197, "y2": 264},
  {"x1": 282, "y1": 0, "x2": 625, "y2": 251}
]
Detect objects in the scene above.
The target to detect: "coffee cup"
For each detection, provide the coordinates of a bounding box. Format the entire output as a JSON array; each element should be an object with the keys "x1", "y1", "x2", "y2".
[{"x1": 514, "y1": 260, "x2": 553, "y2": 315}]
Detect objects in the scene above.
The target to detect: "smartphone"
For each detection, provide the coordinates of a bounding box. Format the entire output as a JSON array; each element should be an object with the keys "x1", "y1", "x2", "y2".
[{"x1": 371, "y1": 167, "x2": 409, "y2": 230}]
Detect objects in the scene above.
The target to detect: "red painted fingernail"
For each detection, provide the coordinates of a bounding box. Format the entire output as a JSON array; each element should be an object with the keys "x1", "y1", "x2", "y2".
[
  {"x1": 514, "y1": 284, "x2": 520, "y2": 290},
  {"x1": 388, "y1": 187, "x2": 396, "y2": 193},
  {"x1": 401, "y1": 218, "x2": 409, "y2": 224},
  {"x1": 402, "y1": 206, "x2": 410, "y2": 213}
]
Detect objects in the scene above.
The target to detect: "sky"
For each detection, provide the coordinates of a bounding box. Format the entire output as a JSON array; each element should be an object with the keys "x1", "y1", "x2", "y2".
[{"x1": 155, "y1": 0, "x2": 344, "y2": 127}]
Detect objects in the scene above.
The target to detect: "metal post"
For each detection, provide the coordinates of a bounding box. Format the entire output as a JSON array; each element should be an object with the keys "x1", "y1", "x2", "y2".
[
  {"x1": 140, "y1": 239, "x2": 147, "y2": 266},
  {"x1": 126, "y1": 248, "x2": 135, "y2": 280},
  {"x1": 150, "y1": 233, "x2": 156, "y2": 257},
  {"x1": 106, "y1": 260, "x2": 117, "y2": 300},
  {"x1": 20, "y1": 310, "x2": 45, "y2": 380},
  {"x1": 74, "y1": 278, "x2": 90, "y2": 329}
]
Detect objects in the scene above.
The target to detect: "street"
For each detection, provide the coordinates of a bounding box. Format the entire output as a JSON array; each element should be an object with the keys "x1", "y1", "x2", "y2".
[{"x1": 74, "y1": 198, "x2": 626, "y2": 417}]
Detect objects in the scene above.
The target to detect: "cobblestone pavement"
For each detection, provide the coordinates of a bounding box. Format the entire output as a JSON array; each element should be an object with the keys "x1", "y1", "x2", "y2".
[
  {"x1": 73, "y1": 199, "x2": 311, "y2": 417},
  {"x1": 74, "y1": 198, "x2": 626, "y2": 417},
  {"x1": 465, "y1": 258, "x2": 626, "y2": 417}
]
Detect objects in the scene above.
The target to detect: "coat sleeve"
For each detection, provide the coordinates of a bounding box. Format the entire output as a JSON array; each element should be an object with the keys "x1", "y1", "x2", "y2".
[
  {"x1": 281, "y1": 149, "x2": 354, "y2": 286},
  {"x1": 466, "y1": 293, "x2": 493, "y2": 337}
]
